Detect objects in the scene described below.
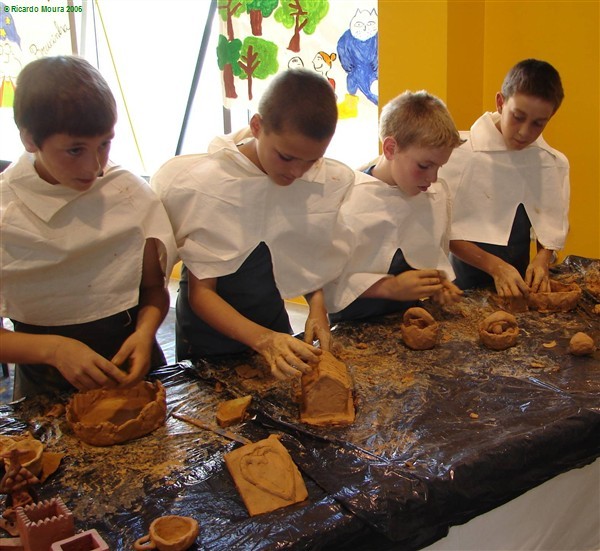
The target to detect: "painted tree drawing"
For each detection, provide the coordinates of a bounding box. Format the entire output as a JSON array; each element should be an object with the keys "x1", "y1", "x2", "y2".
[
  {"x1": 217, "y1": 34, "x2": 242, "y2": 98},
  {"x1": 237, "y1": 37, "x2": 279, "y2": 100},
  {"x1": 218, "y1": 0, "x2": 248, "y2": 41},
  {"x1": 274, "y1": 0, "x2": 330, "y2": 53},
  {"x1": 246, "y1": 0, "x2": 279, "y2": 36}
]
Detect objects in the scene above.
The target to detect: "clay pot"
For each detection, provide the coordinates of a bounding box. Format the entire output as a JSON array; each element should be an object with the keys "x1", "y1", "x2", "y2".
[
  {"x1": 528, "y1": 280, "x2": 582, "y2": 313},
  {"x1": 1, "y1": 435, "x2": 44, "y2": 477},
  {"x1": 479, "y1": 311, "x2": 519, "y2": 350},
  {"x1": 400, "y1": 307, "x2": 439, "y2": 350},
  {"x1": 568, "y1": 332, "x2": 596, "y2": 356},
  {"x1": 134, "y1": 516, "x2": 199, "y2": 551},
  {"x1": 66, "y1": 380, "x2": 167, "y2": 447}
]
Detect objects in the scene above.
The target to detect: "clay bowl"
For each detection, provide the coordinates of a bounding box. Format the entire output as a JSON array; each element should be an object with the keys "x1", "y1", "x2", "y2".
[
  {"x1": 1, "y1": 436, "x2": 44, "y2": 477},
  {"x1": 134, "y1": 515, "x2": 199, "y2": 551},
  {"x1": 66, "y1": 380, "x2": 167, "y2": 447},
  {"x1": 479, "y1": 311, "x2": 519, "y2": 350},
  {"x1": 400, "y1": 307, "x2": 439, "y2": 350},
  {"x1": 527, "y1": 279, "x2": 582, "y2": 313}
]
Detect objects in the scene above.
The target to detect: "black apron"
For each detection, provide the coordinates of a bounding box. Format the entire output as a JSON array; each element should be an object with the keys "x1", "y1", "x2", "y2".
[
  {"x1": 176, "y1": 242, "x2": 292, "y2": 361},
  {"x1": 451, "y1": 203, "x2": 531, "y2": 290}
]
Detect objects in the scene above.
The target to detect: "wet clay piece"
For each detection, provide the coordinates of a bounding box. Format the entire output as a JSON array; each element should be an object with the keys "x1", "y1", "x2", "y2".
[
  {"x1": 401, "y1": 307, "x2": 439, "y2": 350},
  {"x1": 479, "y1": 311, "x2": 519, "y2": 350},
  {"x1": 216, "y1": 395, "x2": 253, "y2": 428},
  {"x1": 300, "y1": 350, "x2": 355, "y2": 427},
  {"x1": 528, "y1": 279, "x2": 582, "y2": 312},
  {"x1": 224, "y1": 434, "x2": 308, "y2": 516},
  {"x1": 134, "y1": 515, "x2": 199, "y2": 551},
  {"x1": 568, "y1": 332, "x2": 596, "y2": 356},
  {"x1": 66, "y1": 380, "x2": 167, "y2": 446}
]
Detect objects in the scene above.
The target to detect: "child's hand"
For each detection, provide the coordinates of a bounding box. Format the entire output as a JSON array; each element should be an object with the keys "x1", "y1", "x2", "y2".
[
  {"x1": 52, "y1": 337, "x2": 126, "y2": 391},
  {"x1": 525, "y1": 252, "x2": 552, "y2": 293},
  {"x1": 111, "y1": 330, "x2": 154, "y2": 385},
  {"x1": 304, "y1": 311, "x2": 332, "y2": 352},
  {"x1": 255, "y1": 331, "x2": 322, "y2": 380},
  {"x1": 392, "y1": 269, "x2": 444, "y2": 301},
  {"x1": 491, "y1": 261, "x2": 530, "y2": 297},
  {"x1": 432, "y1": 279, "x2": 463, "y2": 305}
]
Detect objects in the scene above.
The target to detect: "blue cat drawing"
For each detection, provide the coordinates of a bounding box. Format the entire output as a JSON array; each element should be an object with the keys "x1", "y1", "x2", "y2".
[{"x1": 336, "y1": 8, "x2": 378, "y2": 106}]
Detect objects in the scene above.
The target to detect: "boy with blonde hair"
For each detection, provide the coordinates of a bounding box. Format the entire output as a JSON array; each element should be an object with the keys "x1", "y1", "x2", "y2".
[
  {"x1": 325, "y1": 90, "x2": 463, "y2": 322},
  {"x1": 0, "y1": 56, "x2": 176, "y2": 399},
  {"x1": 153, "y1": 69, "x2": 354, "y2": 379},
  {"x1": 440, "y1": 59, "x2": 568, "y2": 297}
]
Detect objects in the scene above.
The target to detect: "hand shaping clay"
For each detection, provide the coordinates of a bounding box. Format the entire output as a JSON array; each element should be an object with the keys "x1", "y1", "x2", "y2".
[
  {"x1": 528, "y1": 280, "x2": 582, "y2": 313},
  {"x1": 400, "y1": 307, "x2": 439, "y2": 350},
  {"x1": 224, "y1": 434, "x2": 308, "y2": 516},
  {"x1": 66, "y1": 380, "x2": 167, "y2": 446},
  {"x1": 300, "y1": 350, "x2": 355, "y2": 427},
  {"x1": 216, "y1": 395, "x2": 252, "y2": 427},
  {"x1": 568, "y1": 332, "x2": 596, "y2": 356},
  {"x1": 479, "y1": 311, "x2": 519, "y2": 350}
]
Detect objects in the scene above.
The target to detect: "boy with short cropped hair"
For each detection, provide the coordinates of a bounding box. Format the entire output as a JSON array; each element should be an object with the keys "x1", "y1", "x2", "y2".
[
  {"x1": 324, "y1": 90, "x2": 463, "y2": 322},
  {"x1": 439, "y1": 59, "x2": 569, "y2": 297},
  {"x1": 152, "y1": 69, "x2": 354, "y2": 380},
  {"x1": 0, "y1": 55, "x2": 176, "y2": 399}
]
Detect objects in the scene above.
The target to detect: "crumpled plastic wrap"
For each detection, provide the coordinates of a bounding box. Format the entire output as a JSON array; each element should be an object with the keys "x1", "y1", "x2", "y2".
[{"x1": 1, "y1": 257, "x2": 598, "y2": 550}]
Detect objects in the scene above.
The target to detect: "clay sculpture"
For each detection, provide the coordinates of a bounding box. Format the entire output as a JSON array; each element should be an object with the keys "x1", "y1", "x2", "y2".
[
  {"x1": 300, "y1": 350, "x2": 355, "y2": 427},
  {"x1": 479, "y1": 311, "x2": 519, "y2": 350},
  {"x1": 224, "y1": 434, "x2": 308, "y2": 516},
  {"x1": 528, "y1": 279, "x2": 582, "y2": 313},
  {"x1": 134, "y1": 515, "x2": 199, "y2": 551},
  {"x1": 400, "y1": 307, "x2": 439, "y2": 350},
  {"x1": 568, "y1": 332, "x2": 596, "y2": 356},
  {"x1": 216, "y1": 395, "x2": 253, "y2": 428},
  {"x1": 0, "y1": 434, "x2": 44, "y2": 477},
  {"x1": 66, "y1": 380, "x2": 167, "y2": 446}
]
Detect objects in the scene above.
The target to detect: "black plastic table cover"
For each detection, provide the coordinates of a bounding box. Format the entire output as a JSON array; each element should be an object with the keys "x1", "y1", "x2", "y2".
[{"x1": 0, "y1": 256, "x2": 598, "y2": 550}]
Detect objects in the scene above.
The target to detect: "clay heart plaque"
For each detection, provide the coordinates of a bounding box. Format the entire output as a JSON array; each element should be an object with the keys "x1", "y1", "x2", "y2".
[
  {"x1": 239, "y1": 444, "x2": 295, "y2": 501},
  {"x1": 224, "y1": 434, "x2": 308, "y2": 516}
]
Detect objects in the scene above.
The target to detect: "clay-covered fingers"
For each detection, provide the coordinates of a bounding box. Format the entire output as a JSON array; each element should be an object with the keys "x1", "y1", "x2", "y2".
[
  {"x1": 262, "y1": 333, "x2": 321, "y2": 380},
  {"x1": 493, "y1": 264, "x2": 529, "y2": 298},
  {"x1": 525, "y1": 264, "x2": 550, "y2": 293},
  {"x1": 53, "y1": 338, "x2": 126, "y2": 391},
  {"x1": 303, "y1": 318, "x2": 332, "y2": 351}
]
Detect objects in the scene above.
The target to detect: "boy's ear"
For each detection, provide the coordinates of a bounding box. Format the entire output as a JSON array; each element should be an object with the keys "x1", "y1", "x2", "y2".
[
  {"x1": 495, "y1": 92, "x2": 505, "y2": 113},
  {"x1": 20, "y1": 129, "x2": 39, "y2": 153},
  {"x1": 249, "y1": 114, "x2": 263, "y2": 139},
  {"x1": 382, "y1": 136, "x2": 397, "y2": 160}
]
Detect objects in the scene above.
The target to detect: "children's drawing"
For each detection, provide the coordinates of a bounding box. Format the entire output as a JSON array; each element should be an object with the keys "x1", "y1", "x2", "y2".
[
  {"x1": 336, "y1": 8, "x2": 378, "y2": 118},
  {"x1": 238, "y1": 37, "x2": 279, "y2": 100},
  {"x1": 246, "y1": 0, "x2": 279, "y2": 36},
  {"x1": 218, "y1": 0, "x2": 247, "y2": 41},
  {"x1": 0, "y1": 3, "x2": 22, "y2": 108},
  {"x1": 215, "y1": 0, "x2": 379, "y2": 169},
  {"x1": 312, "y1": 51, "x2": 336, "y2": 90},
  {"x1": 273, "y1": 0, "x2": 330, "y2": 53},
  {"x1": 288, "y1": 56, "x2": 304, "y2": 69}
]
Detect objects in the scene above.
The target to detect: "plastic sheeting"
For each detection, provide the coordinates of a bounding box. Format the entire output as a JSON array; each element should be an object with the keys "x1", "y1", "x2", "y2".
[{"x1": 0, "y1": 256, "x2": 598, "y2": 550}]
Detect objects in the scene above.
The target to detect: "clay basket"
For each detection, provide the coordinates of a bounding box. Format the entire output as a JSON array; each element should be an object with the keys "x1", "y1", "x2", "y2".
[
  {"x1": 400, "y1": 307, "x2": 439, "y2": 350},
  {"x1": 479, "y1": 311, "x2": 519, "y2": 350},
  {"x1": 527, "y1": 279, "x2": 582, "y2": 313},
  {"x1": 66, "y1": 380, "x2": 167, "y2": 446}
]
